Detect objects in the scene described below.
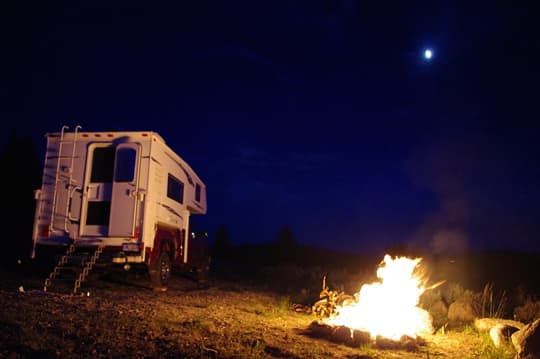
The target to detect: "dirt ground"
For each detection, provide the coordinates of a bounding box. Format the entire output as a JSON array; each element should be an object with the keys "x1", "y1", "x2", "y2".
[{"x1": 0, "y1": 266, "x2": 514, "y2": 359}]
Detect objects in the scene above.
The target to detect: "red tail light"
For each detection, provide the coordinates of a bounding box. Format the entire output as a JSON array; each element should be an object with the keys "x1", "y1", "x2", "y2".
[
  {"x1": 133, "y1": 226, "x2": 140, "y2": 240},
  {"x1": 39, "y1": 225, "x2": 50, "y2": 238}
]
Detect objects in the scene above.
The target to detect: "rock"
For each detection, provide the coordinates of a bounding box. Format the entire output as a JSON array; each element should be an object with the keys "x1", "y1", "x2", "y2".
[
  {"x1": 333, "y1": 325, "x2": 355, "y2": 345},
  {"x1": 430, "y1": 299, "x2": 448, "y2": 316},
  {"x1": 448, "y1": 296, "x2": 480, "y2": 325},
  {"x1": 474, "y1": 318, "x2": 524, "y2": 332},
  {"x1": 489, "y1": 324, "x2": 519, "y2": 347},
  {"x1": 473, "y1": 318, "x2": 523, "y2": 348},
  {"x1": 306, "y1": 321, "x2": 371, "y2": 347},
  {"x1": 512, "y1": 318, "x2": 540, "y2": 359},
  {"x1": 430, "y1": 299, "x2": 449, "y2": 331},
  {"x1": 375, "y1": 335, "x2": 401, "y2": 349},
  {"x1": 333, "y1": 326, "x2": 371, "y2": 347},
  {"x1": 375, "y1": 335, "x2": 425, "y2": 350},
  {"x1": 307, "y1": 321, "x2": 334, "y2": 338},
  {"x1": 352, "y1": 329, "x2": 371, "y2": 345}
]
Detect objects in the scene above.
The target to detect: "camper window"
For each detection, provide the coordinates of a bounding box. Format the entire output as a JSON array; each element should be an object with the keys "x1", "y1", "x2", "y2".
[
  {"x1": 114, "y1": 147, "x2": 136, "y2": 182},
  {"x1": 90, "y1": 146, "x2": 115, "y2": 183},
  {"x1": 195, "y1": 183, "x2": 201, "y2": 202},
  {"x1": 167, "y1": 174, "x2": 184, "y2": 204}
]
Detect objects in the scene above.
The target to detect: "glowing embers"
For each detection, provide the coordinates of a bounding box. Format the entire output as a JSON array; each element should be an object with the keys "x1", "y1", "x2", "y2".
[{"x1": 323, "y1": 254, "x2": 432, "y2": 341}]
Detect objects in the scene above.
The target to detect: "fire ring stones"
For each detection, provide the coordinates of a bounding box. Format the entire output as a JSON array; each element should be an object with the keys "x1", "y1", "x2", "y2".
[
  {"x1": 307, "y1": 321, "x2": 426, "y2": 350},
  {"x1": 307, "y1": 321, "x2": 371, "y2": 347}
]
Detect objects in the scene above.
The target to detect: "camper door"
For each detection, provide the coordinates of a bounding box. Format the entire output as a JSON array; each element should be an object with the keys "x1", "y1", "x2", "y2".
[
  {"x1": 80, "y1": 142, "x2": 140, "y2": 237},
  {"x1": 108, "y1": 143, "x2": 141, "y2": 237}
]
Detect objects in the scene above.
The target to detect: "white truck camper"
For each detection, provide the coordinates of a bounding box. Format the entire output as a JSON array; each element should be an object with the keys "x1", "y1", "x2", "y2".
[{"x1": 31, "y1": 126, "x2": 208, "y2": 293}]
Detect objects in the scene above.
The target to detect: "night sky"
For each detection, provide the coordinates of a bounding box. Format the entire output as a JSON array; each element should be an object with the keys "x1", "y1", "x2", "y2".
[{"x1": 2, "y1": 1, "x2": 539, "y2": 254}]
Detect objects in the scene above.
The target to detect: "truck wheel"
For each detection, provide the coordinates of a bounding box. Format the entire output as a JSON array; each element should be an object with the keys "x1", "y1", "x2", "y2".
[
  {"x1": 195, "y1": 256, "x2": 211, "y2": 283},
  {"x1": 150, "y1": 250, "x2": 171, "y2": 290}
]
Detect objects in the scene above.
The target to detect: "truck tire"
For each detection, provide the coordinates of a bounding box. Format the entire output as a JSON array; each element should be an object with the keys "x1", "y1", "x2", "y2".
[
  {"x1": 194, "y1": 256, "x2": 211, "y2": 283},
  {"x1": 150, "y1": 250, "x2": 171, "y2": 290}
]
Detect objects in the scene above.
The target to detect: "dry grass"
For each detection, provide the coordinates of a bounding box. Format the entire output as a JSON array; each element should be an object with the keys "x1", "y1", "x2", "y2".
[{"x1": 480, "y1": 283, "x2": 508, "y2": 319}]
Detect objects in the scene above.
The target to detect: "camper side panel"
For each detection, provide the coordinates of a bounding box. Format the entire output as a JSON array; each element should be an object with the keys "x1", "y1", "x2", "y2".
[{"x1": 143, "y1": 140, "x2": 191, "y2": 265}]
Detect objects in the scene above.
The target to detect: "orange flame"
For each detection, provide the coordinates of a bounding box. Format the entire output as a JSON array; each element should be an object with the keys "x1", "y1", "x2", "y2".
[{"x1": 325, "y1": 254, "x2": 432, "y2": 340}]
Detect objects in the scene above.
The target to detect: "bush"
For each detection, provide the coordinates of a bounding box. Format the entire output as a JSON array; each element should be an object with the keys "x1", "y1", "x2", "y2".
[{"x1": 514, "y1": 297, "x2": 540, "y2": 323}]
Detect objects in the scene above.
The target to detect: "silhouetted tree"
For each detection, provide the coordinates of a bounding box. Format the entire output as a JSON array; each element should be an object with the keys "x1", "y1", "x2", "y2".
[
  {"x1": 0, "y1": 130, "x2": 43, "y2": 267},
  {"x1": 275, "y1": 225, "x2": 297, "y2": 248},
  {"x1": 212, "y1": 224, "x2": 233, "y2": 257},
  {"x1": 271, "y1": 225, "x2": 300, "y2": 263}
]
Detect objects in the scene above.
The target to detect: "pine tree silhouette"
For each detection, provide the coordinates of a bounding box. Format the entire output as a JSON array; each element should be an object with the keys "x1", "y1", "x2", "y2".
[
  {"x1": 275, "y1": 225, "x2": 297, "y2": 248},
  {"x1": 213, "y1": 224, "x2": 233, "y2": 257},
  {"x1": 0, "y1": 130, "x2": 43, "y2": 267}
]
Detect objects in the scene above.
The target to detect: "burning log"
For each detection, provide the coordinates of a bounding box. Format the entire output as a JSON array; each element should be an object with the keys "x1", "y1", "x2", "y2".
[{"x1": 307, "y1": 320, "x2": 371, "y2": 347}]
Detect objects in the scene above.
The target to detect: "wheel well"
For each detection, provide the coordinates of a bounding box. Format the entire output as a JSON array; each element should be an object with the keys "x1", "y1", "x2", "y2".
[
  {"x1": 158, "y1": 239, "x2": 175, "y2": 265},
  {"x1": 151, "y1": 227, "x2": 182, "y2": 265},
  {"x1": 161, "y1": 239, "x2": 172, "y2": 254}
]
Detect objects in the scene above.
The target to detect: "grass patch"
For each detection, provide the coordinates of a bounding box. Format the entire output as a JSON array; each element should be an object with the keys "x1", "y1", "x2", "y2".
[
  {"x1": 474, "y1": 331, "x2": 515, "y2": 359},
  {"x1": 240, "y1": 296, "x2": 294, "y2": 318},
  {"x1": 481, "y1": 283, "x2": 508, "y2": 319}
]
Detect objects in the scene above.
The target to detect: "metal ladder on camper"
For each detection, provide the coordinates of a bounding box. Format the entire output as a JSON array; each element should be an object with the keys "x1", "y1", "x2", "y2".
[
  {"x1": 43, "y1": 244, "x2": 104, "y2": 294},
  {"x1": 49, "y1": 125, "x2": 82, "y2": 234}
]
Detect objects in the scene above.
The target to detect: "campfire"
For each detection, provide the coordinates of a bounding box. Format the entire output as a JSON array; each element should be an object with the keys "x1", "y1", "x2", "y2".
[{"x1": 310, "y1": 254, "x2": 435, "y2": 347}]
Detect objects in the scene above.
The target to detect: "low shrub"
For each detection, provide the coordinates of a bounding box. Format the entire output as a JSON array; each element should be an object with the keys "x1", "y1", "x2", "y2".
[{"x1": 514, "y1": 297, "x2": 540, "y2": 323}]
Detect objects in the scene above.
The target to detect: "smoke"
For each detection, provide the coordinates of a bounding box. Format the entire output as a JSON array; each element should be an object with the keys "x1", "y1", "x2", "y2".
[
  {"x1": 406, "y1": 126, "x2": 540, "y2": 252},
  {"x1": 430, "y1": 228, "x2": 469, "y2": 254},
  {"x1": 404, "y1": 133, "x2": 492, "y2": 254}
]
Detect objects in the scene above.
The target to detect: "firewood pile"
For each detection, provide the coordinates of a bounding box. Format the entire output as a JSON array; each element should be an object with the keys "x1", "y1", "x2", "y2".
[{"x1": 311, "y1": 275, "x2": 355, "y2": 318}]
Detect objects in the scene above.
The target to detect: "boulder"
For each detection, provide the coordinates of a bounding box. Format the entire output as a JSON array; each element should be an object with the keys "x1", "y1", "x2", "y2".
[
  {"x1": 430, "y1": 299, "x2": 448, "y2": 316},
  {"x1": 430, "y1": 299, "x2": 449, "y2": 331},
  {"x1": 489, "y1": 324, "x2": 520, "y2": 347},
  {"x1": 512, "y1": 318, "x2": 540, "y2": 359},
  {"x1": 474, "y1": 318, "x2": 524, "y2": 332},
  {"x1": 448, "y1": 296, "x2": 480, "y2": 325}
]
